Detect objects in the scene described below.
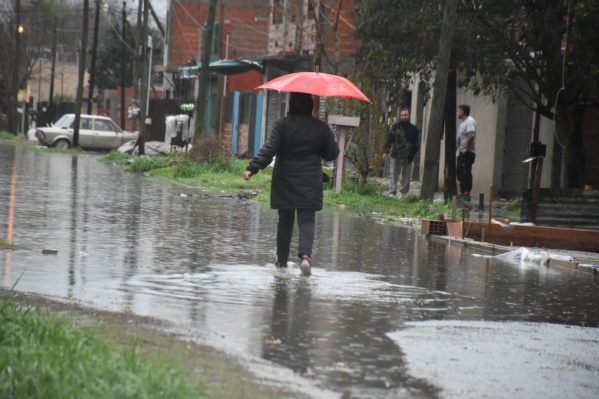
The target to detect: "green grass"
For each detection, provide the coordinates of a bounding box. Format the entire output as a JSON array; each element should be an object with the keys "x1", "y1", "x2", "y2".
[
  {"x1": 0, "y1": 238, "x2": 26, "y2": 250},
  {"x1": 98, "y1": 152, "x2": 460, "y2": 221},
  {"x1": 99, "y1": 150, "x2": 134, "y2": 165},
  {"x1": 0, "y1": 296, "x2": 205, "y2": 399},
  {"x1": 504, "y1": 199, "x2": 522, "y2": 220},
  {"x1": 323, "y1": 178, "x2": 452, "y2": 221},
  {"x1": 0, "y1": 131, "x2": 16, "y2": 140}
]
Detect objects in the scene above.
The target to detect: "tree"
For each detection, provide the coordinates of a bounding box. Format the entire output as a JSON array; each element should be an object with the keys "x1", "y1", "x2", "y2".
[
  {"x1": 355, "y1": 0, "x2": 599, "y2": 189},
  {"x1": 420, "y1": 0, "x2": 459, "y2": 200},
  {"x1": 93, "y1": 13, "x2": 163, "y2": 91},
  {"x1": 354, "y1": 0, "x2": 444, "y2": 104},
  {"x1": 0, "y1": 0, "x2": 72, "y2": 133},
  {"x1": 460, "y1": 0, "x2": 599, "y2": 188}
]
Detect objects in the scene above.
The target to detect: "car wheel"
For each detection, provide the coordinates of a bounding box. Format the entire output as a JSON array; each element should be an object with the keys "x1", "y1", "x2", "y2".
[{"x1": 53, "y1": 139, "x2": 70, "y2": 150}]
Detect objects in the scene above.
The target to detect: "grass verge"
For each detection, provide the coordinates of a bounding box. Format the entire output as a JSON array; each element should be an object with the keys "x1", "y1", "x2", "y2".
[
  {"x1": 0, "y1": 131, "x2": 16, "y2": 140},
  {"x1": 0, "y1": 295, "x2": 205, "y2": 399},
  {"x1": 99, "y1": 151, "x2": 477, "y2": 221},
  {"x1": 0, "y1": 238, "x2": 26, "y2": 250},
  {"x1": 1, "y1": 291, "x2": 310, "y2": 399}
]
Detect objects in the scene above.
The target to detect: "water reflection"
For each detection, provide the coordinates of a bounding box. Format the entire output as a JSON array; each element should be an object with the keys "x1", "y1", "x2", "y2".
[
  {"x1": 1, "y1": 144, "x2": 599, "y2": 398},
  {"x1": 263, "y1": 276, "x2": 312, "y2": 375}
]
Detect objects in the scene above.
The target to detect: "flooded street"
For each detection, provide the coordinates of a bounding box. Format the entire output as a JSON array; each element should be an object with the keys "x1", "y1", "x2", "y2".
[{"x1": 1, "y1": 144, "x2": 599, "y2": 399}]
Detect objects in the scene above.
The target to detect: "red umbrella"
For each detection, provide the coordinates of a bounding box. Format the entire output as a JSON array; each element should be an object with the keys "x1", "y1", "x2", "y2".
[{"x1": 255, "y1": 71, "x2": 372, "y2": 103}]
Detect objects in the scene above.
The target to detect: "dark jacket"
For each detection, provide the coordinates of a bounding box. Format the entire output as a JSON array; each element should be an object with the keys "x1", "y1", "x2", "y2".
[
  {"x1": 246, "y1": 115, "x2": 339, "y2": 210},
  {"x1": 384, "y1": 121, "x2": 420, "y2": 162}
]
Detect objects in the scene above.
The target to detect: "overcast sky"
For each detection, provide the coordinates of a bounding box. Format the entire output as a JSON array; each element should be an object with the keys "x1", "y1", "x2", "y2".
[{"x1": 152, "y1": 0, "x2": 167, "y2": 19}]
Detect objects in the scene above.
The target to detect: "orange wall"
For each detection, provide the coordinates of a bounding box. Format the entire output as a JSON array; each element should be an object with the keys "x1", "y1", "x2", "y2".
[
  {"x1": 227, "y1": 70, "x2": 264, "y2": 93},
  {"x1": 170, "y1": 1, "x2": 269, "y2": 67}
]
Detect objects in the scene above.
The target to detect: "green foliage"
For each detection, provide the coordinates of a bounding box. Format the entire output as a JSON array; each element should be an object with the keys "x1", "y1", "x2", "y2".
[
  {"x1": 322, "y1": 177, "x2": 451, "y2": 220},
  {"x1": 125, "y1": 157, "x2": 171, "y2": 174},
  {"x1": 355, "y1": 0, "x2": 599, "y2": 109},
  {"x1": 98, "y1": 151, "x2": 459, "y2": 222},
  {"x1": 0, "y1": 132, "x2": 16, "y2": 140},
  {"x1": 354, "y1": 0, "x2": 443, "y2": 103},
  {"x1": 504, "y1": 199, "x2": 522, "y2": 220},
  {"x1": 355, "y1": 0, "x2": 599, "y2": 188},
  {"x1": 0, "y1": 297, "x2": 204, "y2": 399},
  {"x1": 99, "y1": 150, "x2": 133, "y2": 164}
]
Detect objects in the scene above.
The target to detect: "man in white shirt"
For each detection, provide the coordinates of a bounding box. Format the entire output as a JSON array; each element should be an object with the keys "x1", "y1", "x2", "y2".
[{"x1": 456, "y1": 104, "x2": 476, "y2": 202}]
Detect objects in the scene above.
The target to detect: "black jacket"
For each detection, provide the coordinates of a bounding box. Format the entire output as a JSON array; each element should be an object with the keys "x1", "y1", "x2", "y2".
[
  {"x1": 384, "y1": 121, "x2": 420, "y2": 162},
  {"x1": 246, "y1": 115, "x2": 340, "y2": 210}
]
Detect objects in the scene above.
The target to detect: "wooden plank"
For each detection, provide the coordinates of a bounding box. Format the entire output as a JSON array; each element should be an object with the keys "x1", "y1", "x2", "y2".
[
  {"x1": 463, "y1": 221, "x2": 599, "y2": 253},
  {"x1": 327, "y1": 115, "x2": 360, "y2": 127}
]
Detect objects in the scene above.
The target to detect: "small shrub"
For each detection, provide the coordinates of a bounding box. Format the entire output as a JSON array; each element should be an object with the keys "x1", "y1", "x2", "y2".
[
  {"x1": 174, "y1": 162, "x2": 207, "y2": 179},
  {"x1": 0, "y1": 131, "x2": 16, "y2": 140},
  {"x1": 100, "y1": 150, "x2": 133, "y2": 164},
  {"x1": 187, "y1": 136, "x2": 228, "y2": 164},
  {"x1": 125, "y1": 157, "x2": 170, "y2": 173}
]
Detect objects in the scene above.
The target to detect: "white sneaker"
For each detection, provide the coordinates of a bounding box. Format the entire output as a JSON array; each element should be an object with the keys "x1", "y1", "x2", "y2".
[{"x1": 299, "y1": 258, "x2": 312, "y2": 276}]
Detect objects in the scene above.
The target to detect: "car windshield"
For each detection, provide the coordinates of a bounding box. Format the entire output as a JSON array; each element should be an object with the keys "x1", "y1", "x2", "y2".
[
  {"x1": 109, "y1": 120, "x2": 123, "y2": 133},
  {"x1": 53, "y1": 114, "x2": 70, "y2": 128}
]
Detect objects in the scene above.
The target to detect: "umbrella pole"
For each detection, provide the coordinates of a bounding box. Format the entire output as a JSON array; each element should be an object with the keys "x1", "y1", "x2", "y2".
[{"x1": 312, "y1": 66, "x2": 320, "y2": 118}]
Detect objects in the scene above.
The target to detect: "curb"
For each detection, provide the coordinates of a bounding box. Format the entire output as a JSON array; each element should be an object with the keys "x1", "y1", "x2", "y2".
[{"x1": 428, "y1": 235, "x2": 599, "y2": 275}]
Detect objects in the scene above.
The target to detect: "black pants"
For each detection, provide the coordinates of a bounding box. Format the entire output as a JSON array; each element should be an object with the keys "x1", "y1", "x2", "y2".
[
  {"x1": 456, "y1": 151, "x2": 476, "y2": 193},
  {"x1": 277, "y1": 209, "x2": 316, "y2": 263}
]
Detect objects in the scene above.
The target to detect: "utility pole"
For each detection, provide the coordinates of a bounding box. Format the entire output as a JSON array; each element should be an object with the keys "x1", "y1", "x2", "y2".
[
  {"x1": 88, "y1": 0, "x2": 100, "y2": 114},
  {"x1": 215, "y1": 3, "x2": 225, "y2": 136},
  {"x1": 195, "y1": 0, "x2": 218, "y2": 137},
  {"x1": 138, "y1": 0, "x2": 150, "y2": 155},
  {"x1": 443, "y1": 55, "x2": 457, "y2": 200},
  {"x1": 132, "y1": 0, "x2": 142, "y2": 132},
  {"x1": 49, "y1": 16, "x2": 57, "y2": 123},
  {"x1": 11, "y1": 0, "x2": 21, "y2": 135},
  {"x1": 420, "y1": 0, "x2": 459, "y2": 199},
  {"x1": 74, "y1": 0, "x2": 90, "y2": 148},
  {"x1": 121, "y1": 1, "x2": 126, "y2": 128}
]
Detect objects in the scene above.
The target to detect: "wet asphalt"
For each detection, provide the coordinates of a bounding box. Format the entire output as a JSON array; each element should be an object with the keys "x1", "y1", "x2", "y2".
[{"x1": 1, "y1": 143, "x2": 598, "y2": 399}]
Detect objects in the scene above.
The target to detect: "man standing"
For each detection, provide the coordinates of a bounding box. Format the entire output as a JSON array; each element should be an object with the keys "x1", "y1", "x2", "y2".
[
  {"x1": 456, "y1": 104, "x2": 476, "y2": 202},
  {"x1": 384, "y1": 108, "x2": 419, "y2": 197}
]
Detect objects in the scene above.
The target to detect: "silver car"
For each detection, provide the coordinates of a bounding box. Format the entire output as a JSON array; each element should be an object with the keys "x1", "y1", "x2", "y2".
[{"x1": 36, "y1": 114, "x2": 138, "y2": 150}]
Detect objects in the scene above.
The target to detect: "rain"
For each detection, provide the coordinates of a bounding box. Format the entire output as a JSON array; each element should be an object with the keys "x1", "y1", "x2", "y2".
[{"x1": 1, "y1": 144, "x2": 598, "y2": 399}]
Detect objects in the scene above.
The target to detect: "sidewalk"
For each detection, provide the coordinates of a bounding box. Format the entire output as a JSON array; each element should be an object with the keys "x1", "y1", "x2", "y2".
[
  {"x1": 429, "y1": 234, "x2": 599, "y2": 275},
  {"x1": 380, "y1": 179, "x2": 599, "y2": 274}
]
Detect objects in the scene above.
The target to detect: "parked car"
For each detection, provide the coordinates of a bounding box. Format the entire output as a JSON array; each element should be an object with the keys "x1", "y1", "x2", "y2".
[{"x1": 36, "y1": 114, "x2": 138, "y2": 150}]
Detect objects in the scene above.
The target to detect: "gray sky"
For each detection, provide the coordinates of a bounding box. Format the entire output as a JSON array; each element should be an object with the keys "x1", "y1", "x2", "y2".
[{"x1": 151, "y1": 0, "x2": 167, "y2": 19}]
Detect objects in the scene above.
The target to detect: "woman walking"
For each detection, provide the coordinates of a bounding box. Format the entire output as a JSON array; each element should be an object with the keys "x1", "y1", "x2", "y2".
[{"x1": 244, "y1": 92, "x2": 339, "y2": 276}]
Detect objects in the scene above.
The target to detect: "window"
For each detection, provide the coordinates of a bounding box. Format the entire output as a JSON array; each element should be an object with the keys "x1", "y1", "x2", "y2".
[
  {"x1": 73, "y1": 118, "x2": 92, "y2": 130},
  {"x1": 94, "y1": 120, "x2": 114, "y2": 132},
  {"x1": 307, "y1": 0, "x2": 315, "y2": 19},
  {"x1": 273, "y1": 0, "x2": 283, "y2": 24}
]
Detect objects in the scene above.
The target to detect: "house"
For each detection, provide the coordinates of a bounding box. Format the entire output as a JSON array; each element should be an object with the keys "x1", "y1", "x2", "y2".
[
  {"x1": 161, "y1": 0, "x2": 270, "y2": 153},
  {"x1": 161, "y1": 0, "x2": 361, "y2": 156},
  {"x1": 163, "y1": 1, "x2": 599, "y2": 200}
]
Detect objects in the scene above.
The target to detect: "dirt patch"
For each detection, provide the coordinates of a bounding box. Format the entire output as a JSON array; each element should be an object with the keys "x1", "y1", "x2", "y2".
[{"x1": 3, "y1": 290, "x2": 314, "y2": 399}]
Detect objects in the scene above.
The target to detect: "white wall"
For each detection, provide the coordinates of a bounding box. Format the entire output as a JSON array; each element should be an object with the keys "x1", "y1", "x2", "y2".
[
  {"x1": 537, "y1": 115, "x2": 556, "y2": 188},
  {"x1": 415, "y1": 81, "x2": 507, "y2": 199}
]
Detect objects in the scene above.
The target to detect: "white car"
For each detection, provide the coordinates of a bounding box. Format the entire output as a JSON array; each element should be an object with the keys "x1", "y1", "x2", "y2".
[{"x1": 36, "y1": 114, "x2": 138, "y2": 150}]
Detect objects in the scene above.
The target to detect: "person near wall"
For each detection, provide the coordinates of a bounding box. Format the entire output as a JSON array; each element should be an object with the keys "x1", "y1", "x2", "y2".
[
  {"x1": 383, "y1": 108, "x2": 420, "y2": 197},
  {"x1": 456, "y1": 104, "x2": 477, "y2": 202},
  {"x1": 244, "y1": 92, "x2": 340, "y2": 276}
]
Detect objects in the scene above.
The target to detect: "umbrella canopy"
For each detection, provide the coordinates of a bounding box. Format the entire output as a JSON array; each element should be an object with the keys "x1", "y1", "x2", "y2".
[{"x1": 255, "y1": 72, "x2": 371, "y2": 103}]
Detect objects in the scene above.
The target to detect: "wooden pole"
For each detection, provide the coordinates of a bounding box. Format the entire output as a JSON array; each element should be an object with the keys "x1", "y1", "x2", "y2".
[
  {"x1": 531, "y1": 157, "x2": 544, "y2": 223},
  {"x1": 195, "y1": 0, "x2": 218, "y2": 137},
  {"x1": 487, "y1": 185, "x2": 494, "y2": 240}
]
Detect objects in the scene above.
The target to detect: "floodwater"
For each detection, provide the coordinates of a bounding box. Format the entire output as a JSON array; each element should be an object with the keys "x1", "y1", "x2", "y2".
[{"x1": 1, "y1": 144, "x2": 599, "y2": 399}]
